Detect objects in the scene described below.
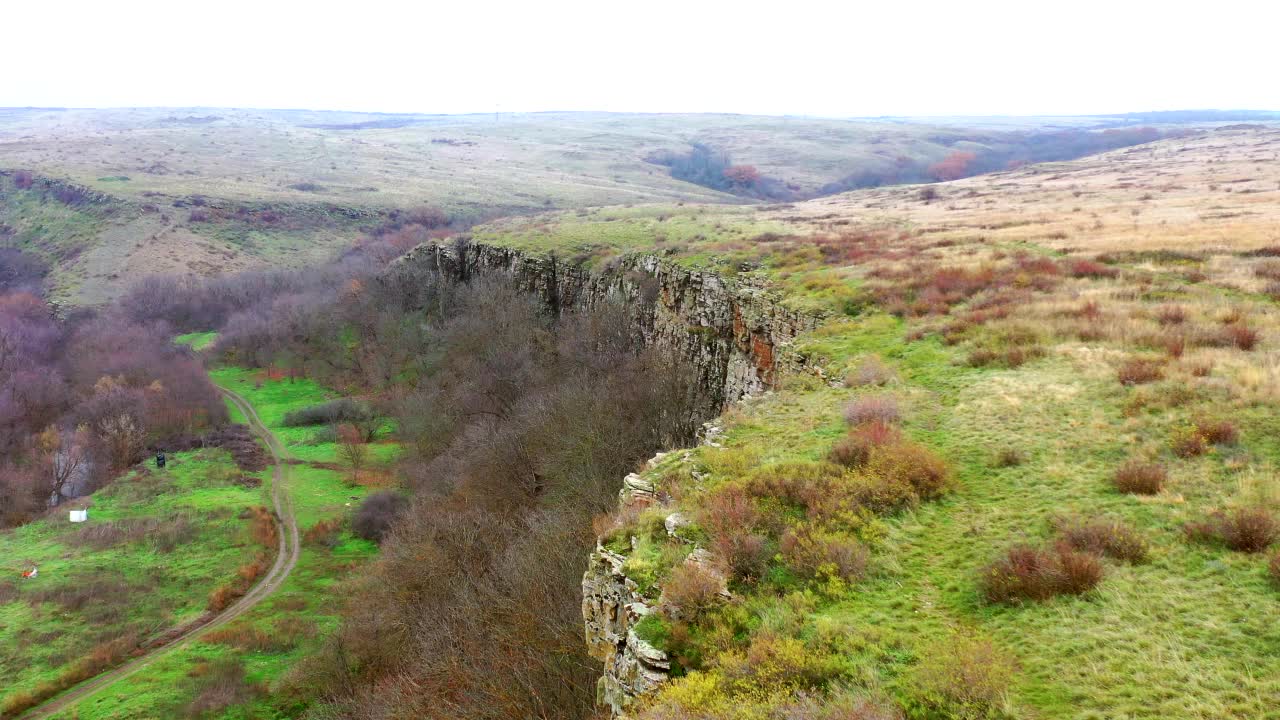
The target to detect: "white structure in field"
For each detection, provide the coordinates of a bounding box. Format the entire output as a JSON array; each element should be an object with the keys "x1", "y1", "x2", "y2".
[{"x1": 69, "y1": 510, "x2": 88, "y2": 523}]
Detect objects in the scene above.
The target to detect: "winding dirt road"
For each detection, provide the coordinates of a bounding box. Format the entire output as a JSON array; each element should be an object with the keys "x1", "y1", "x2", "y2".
[{"x1": 17, "y1": 387, "x2": 299, "y2": 720}]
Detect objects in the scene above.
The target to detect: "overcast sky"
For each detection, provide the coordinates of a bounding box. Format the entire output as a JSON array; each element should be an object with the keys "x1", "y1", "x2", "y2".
[{"x1": 6, "y1": 0, "x2": 1277, "y2": 117}]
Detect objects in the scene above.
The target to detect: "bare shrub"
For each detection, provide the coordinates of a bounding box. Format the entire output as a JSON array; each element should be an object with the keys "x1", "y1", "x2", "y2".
[
  {"x1": 980, "y1": 544, "x2": 1103, "y2": 604},
  {"x1": 183, "y1": 658, "x2": 263, "y2": 718},
  {"x1": 352, "y1": 491, "x2": 408, "y2": 543},
  {"x1": 1185, "y1": 508, "x2": 1278, "y2": 553},
  {"x1": 843, "y1": 395, "x2": 900, "y2": 426},
  {"x1": 1117, "y1": 357, "x2": 1164, "y2": 385},
  {"x1": 661, "y1": 560, "x2": 725, "y2": 619},
  {"x1": 845, "y1": 357, "x2": 894, "y2": 388},
  {"x1": 865, "y1": 440, "x2": 950, "y2": 500},
  {"x1": 1057, "y1": 518, "x2": 1148, "y2": 562},
  {"x1": 1113, "y1": 460, "x2": 1166, "y2": 495}
]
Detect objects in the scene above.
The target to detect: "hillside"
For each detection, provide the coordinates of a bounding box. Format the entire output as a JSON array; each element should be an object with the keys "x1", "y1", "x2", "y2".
[
  {"x1": 458, "y1": 125, "x2": 1280, "y2": 718},
  {"x1": 0, "y1": 108, "x2": 1205, "y2": 304}
]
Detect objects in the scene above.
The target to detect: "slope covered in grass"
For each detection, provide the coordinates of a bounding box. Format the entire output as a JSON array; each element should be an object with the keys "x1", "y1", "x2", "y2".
[{"x1": 475, "y1": 126, "x2": 1280, "y2": 719}]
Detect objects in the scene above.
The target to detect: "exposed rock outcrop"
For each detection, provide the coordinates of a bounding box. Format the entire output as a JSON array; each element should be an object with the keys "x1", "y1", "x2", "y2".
[{"x1": 390, "y1": 240, "x2": 822, "y2": 416}]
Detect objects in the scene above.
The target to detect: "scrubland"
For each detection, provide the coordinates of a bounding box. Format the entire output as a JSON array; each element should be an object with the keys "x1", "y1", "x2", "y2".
[{"x1": 556, "y1": 125, "x2": 1280, "y2": 719}]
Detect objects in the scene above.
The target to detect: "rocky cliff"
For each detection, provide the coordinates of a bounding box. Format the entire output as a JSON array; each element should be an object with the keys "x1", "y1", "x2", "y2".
[
  {"x1": 390, "y1": 239, "x2": 821, "y2": 716},
  {"x1": 391, "y1": 240, "x2": 821, "y2": 415}
]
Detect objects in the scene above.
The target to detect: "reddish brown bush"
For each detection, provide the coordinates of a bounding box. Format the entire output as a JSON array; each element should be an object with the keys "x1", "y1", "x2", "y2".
[
  {"x1": 1117, "y1": 358, "x2": 1164, "y2": 385},
  {"x1": 1222, "y1": 323, "x2": 1261, "y2": 350},
  {"x1": 845, "y1": 356, "x2": 894, "y2": 387},
  {"x1": 723, "y1": 165, "x2": 762, "y2": 186},
  {"x1": 1194, "y1": 417, "x2": 1239, "y2": 446},
  {"x1": 1220, "y1": 508, "x2": 1278, "y2": 552},
  {"x1": 701, "y1": 485, "x2": 770, "y2": 579},
  {"x1": 828, "y1": 421, "x2": 901, "y2": 468},
  {"x1": 12, "y1": 170, "x2": 34, "y2": 189},
  {"x1": 979, "y1": 544, "x2": 1103, "y2": 604},
  {"x1": 1185, "y1": 508, "x2": 1278, "y2": 553},
  {"x1": 1113, "y1": 460, "x2": 1166, "y2": 495},
  {"x1": 661, "y1": 560, "x2": 724, "y2": 618},
  {"x1": 1269, "y1": 551, "x2": 1280, "y2": 587},
  {"x1": 1155, "y1": 304, "x2": 1187, "y2": 325},
  {"x1": 843, "y1": 394, "x2": 900, "y2": 426},
  {"x1": 1055, "y1": 548, "x2": 1105, "y2": 594},
  {"x1": 1057, "y1": 518, "x2": 1148, "y2": 563},
  {"x1": 303, "y1": 518, "x2": 343, "y2": 548},
  {"x1": 1066, "y1": 258, "x2": 1119, "y2": 279}
]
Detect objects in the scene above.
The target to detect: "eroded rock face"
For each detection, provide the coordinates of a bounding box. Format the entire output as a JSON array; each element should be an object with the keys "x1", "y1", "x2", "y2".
[
  {"x1": 389, "y1": 241, "x2": 822, "y2": 416},
  {"x1": 582, "y1": 546, "x2": 669, "y2": 717}
]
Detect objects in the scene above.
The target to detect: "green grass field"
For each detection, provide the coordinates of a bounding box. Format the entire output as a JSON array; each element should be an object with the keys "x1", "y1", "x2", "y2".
[
  {"x1": 55, "y1": 368, "x2": 391, "y2": 719},
  {"x1": 0, "y1": 449, "x2": 270, "y2": 708}
]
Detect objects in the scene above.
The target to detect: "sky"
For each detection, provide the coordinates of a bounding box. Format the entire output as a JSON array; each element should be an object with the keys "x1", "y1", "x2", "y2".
[{"x1": 6, "y1": 0, "x2": 1278, "y2": 117}]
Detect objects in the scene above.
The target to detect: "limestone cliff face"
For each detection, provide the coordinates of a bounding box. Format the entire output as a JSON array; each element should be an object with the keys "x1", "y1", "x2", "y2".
[
  {"x1": 390, "y1": 241, "x2": 821, "y2": 415},
  {"x1": 389, "y1": 240, "x2": 821, "y2": 716}
]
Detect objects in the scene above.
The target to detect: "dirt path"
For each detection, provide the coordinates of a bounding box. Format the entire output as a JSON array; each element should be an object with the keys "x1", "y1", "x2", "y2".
[{"x1": 18, "y1": 387, "x2": 299, "y2": 720}]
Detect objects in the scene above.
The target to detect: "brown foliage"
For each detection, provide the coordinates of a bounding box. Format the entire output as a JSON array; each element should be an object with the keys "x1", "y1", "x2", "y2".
[
  {"x1": 1057, "y1": 518, "x2": 1149, "y2": 563},
  {"x1": 1185, "y1": 507, "x2": 1278, "y2": 553},
  {"x1": 1117, "y1": 357, "x2": 1164, "y2": 385},
  {"x1": 661, "y1": 561, "x2": 726, "y2": 618},
  {"x1": 1113, "y1": 460, "x2": 1166, "y2": 495},
  {"x1": 980, "y1": 544, "x2": 1103, "y2": 604},
  {"x1": 780, "y1": 526, "x2": 868, "y2": 581},
  {"x1": 843, "y1": 395, "x2": 900, "y2": 426}
]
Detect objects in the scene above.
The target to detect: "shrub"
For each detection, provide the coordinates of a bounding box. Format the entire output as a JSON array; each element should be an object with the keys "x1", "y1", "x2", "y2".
[
  {"x1": 992, "y1": 448, "x2": 1025, "y2": 468},
  {"x1": 1066, "y1": 258, "x2": 1119, "y2": 278},
  {"x1": 281, "y1": 398, "x2": 370, "y2": 427},
  {"x1": 780, "y1": 526, "x2": 869, "y2": 582},
  {"x1": 1057, "y1": 518, "x2": 1148, "y2": 563},
  {"x1": 352, "y1": 491, "x2": 408, "y2": 543},
  {"x1": 1113, "y1": 460, "x2": 1166, "y2": 494},
  {"x1": 661, "y1": 560, "x2": 724, "y2": 618},
  {"x1": 1117, "y1": 358, "x2": 1164, "y2": 385},
  {"x1": 775, "y1": 689, "x2": 904, "y2": 720},
  {"x1": 1222, "y1": 323, "x2": 1260, "y2": 351},
  {"x1": 1170, "y1": 426, "x2": 1208, "y2": 458},
  {"x1": 1269, "y1": 552, "x2": 1280, "y2": 587},
  {"x1": 1155, "y1": 304, "x2": 1187, "y2": 325},
  {"x1": 865, "y1": 440, "x2": 950, "y2": 500},
  {"x1": 845, "y1": 357, "x2": 895, "y2": 388},
  {"x1": 1220, "y1": 508, "x2": 1278, "y2": 552},
  {"x1": 1194, "y1": 417, "x2": 1239, "y2": 446},
  {"x1": 828, "y1": 421, "x2": 900, "y2": 468},
  {"x1": 303, "y1": 518, "x2": 343, "y2": 548},
  {"x1": 843, "y1": 395, "x2": 900, "y2": 426},
  {"x1": 1185, "y1": 508, "x2": 1278, "y2": 553},
  {"x1": 909, "y1": 633, "x2": 1016, "y2": 719},
  {"x1": 702, "y1": 486, "x2": 770, "y2": 579},
  {"x1": 979, "y1": 544, "x2": 1103, "y2": 604},
  {"x1": 183, "y1": 658, "x2": 263, "y2": 718}
]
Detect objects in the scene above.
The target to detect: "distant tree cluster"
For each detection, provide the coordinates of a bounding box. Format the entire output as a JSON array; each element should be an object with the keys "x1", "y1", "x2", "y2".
[{"x1": 647, "y1": 143, "x2": 794, "y2": 200}]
